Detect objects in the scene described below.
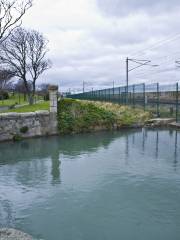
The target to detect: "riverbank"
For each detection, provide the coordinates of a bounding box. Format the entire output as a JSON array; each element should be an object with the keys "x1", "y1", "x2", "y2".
[
  {"x1": 57, "y1": 99, "x2": 151, "y2": 134},
  {"x1": 1, "y1": 98, "x2": 179, "y2": 142}
]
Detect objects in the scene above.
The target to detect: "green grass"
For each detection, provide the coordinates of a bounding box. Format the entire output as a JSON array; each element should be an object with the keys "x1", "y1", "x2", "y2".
[
  {"x1": 0, "y1": 93, "x2": 27, "y2": 106},
  {"x1": 4, "y1": 101, "x2": 49, "y2": 113},
  {"x1": 0, "y1": 93, "x2": 43, "y2": 107}
]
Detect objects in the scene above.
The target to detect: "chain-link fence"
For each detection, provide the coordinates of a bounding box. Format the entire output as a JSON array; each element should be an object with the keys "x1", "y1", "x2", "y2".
[{"x1": 68, "y1": 83, "x2": 180, "y2": 122}]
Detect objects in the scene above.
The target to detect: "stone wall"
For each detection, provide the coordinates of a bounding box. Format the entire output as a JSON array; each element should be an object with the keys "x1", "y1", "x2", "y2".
[
  {"x1": 0, "y1": 85, "x2": 59, "y2": 142},
  {"x1": 0, "y1": 111, "x2": 58, "y2": 142}
]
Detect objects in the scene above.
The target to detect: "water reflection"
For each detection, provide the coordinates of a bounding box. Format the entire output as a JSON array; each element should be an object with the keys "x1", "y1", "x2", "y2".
[
  {"x1": 174, "y1": 130, "x2": 178, "y2": 170},
  {"x1": 0, "y1": 129, "x2": 179, "y2": 175},
  {"x1": 51, "y1": 152, "x2": 61, "y2": 184},
  {"x1": 155, "y1": 131, "x2": 159, "y2": 159},
  {"x1": 127, "y1": 129, "x2": 179, "y2": 167},
  {"x1": 0, "y1": 129, "x2": 180, "y2": 239}
]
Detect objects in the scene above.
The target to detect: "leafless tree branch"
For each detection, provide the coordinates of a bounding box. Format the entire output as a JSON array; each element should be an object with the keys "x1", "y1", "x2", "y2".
[
  {"x1": 0, "y1": 68, "x2": 14, "y2": 91},
  {"x1": 0, "y1": 0, "x2": 33, "y2": 43},
  {"x1": 0, "y1": 27, "x2": 51, "y2": 104}
]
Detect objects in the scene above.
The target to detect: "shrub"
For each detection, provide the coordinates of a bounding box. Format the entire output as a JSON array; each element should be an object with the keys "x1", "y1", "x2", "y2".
[
  {"x1": 9, "y1": 104, "x2": 16, "y2": 109},
  {"x1": 57, "y1": 99, "x2": 116, "y2": 134},
  {"x1": 0, "y1": 91, "x2": 9, "y2": 100},
  {"x1": 20, "y1": 126, "x2": 29, "y2": 134},
  {"x1": 13, "y1": 134, "x2": 22, "y2": 141},
  {"x1": 57, "y1": 99, "x2": 151, "y2": 134}
]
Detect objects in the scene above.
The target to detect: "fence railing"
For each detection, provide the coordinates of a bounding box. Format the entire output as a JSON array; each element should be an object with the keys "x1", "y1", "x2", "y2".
[{"x1": 67, "y1": 83, "x2": 180, "y2": 122}]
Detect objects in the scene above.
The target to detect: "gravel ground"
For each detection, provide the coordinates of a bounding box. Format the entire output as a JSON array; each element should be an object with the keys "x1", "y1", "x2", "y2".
[{"x1": 0, "y1": 228, "x2": 32, "y2": 240}]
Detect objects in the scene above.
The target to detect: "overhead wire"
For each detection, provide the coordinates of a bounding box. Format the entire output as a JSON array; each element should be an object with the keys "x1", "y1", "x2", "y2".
[{"x1": 129, "y1": 32, "x2": 180, "y2": 58}]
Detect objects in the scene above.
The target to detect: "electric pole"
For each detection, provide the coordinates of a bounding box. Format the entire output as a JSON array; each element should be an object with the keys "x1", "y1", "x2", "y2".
[
  {"x1": 126, "y1": 58, "x2": 129, "y2": 104},
  {"x1": 125, "y1": 58, "x2": 158, "y2": 104},
  {"x1": 83, "y1": 81, "x2": 85, "y2": 93},
  {"x1": 113, "y1": 81, "x2": 115, "y2": 96},
  {"x1": 175, "y1": 60, "x2": 180, "y2": 68}
]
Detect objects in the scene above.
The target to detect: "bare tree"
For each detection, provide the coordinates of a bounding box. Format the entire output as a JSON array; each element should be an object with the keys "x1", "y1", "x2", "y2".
[
  {"x1": 0, "y1": 68, "x2": 14, "y2": 90},
  {"x1": 0, "y1": 27, "x2": 51, "y2": 104},
  {"x1": 0, "y1": 0, "x2": 33, "y2": 43},
  {"x1": 27, "y1": 30, "x2": 51, "y2": 99},
  {"x1": 14, "y1": 79, "x2": 31, "y2": 100}
]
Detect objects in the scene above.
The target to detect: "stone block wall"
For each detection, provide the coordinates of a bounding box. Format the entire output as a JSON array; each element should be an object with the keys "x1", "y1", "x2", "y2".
[
  {"x1": 0, "y1": 111, "x2": 58, "y2": 142},
  {"x1": 0, "y1": 85, "x2": 59, "y2": 142}
]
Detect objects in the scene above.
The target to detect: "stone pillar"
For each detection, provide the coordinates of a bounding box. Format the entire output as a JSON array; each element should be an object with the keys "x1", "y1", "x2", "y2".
[
  {"x1": 49, "y1": 85, "x2": 58, "y2": 113},
  {"x1": 48, "y1": 85, "x2": 58, "y2": 134}
]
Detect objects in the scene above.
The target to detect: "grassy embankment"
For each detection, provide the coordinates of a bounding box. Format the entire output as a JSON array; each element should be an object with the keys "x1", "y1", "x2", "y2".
[
  {"x1": 0, "y1": 93, "x2": 28, "y2": 107},
  {"x1": 58, "y1": 99, "x2": 151, "y2": 134},
  {"x1": 0, "y1": 93, "x2": 44, "y2": 107},
  {"x1": 1, "y1": 98, "x2": 150, "y2": 134},
  {"x1": 3, "y1": 101, "x2": 49, "y2": 113}
]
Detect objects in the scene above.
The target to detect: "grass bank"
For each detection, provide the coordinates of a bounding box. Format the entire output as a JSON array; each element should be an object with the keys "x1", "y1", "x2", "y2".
[
  {"x1": 3, "y1": 101, "x2": 49, "y2": 113},
  {"x1": 0, "y1": 93, "x2": 28, "y2": 107},
  {"x1": 0, "y1": 93, "x2": 43, "y2": 107},
  {"x1": 58, "y1": 99, "x2": 151, "y2": 134}
]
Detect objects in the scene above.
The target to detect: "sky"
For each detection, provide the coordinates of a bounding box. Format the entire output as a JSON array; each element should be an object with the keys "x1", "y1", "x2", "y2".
[{"x1": 23, "y1": 0, "x2": 180, "y2": 92}]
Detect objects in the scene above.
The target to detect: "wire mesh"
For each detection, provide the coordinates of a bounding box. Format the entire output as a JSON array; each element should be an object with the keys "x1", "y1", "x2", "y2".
[{"x1": 68, "y1": 82, "x2": 180, "y2": 122}]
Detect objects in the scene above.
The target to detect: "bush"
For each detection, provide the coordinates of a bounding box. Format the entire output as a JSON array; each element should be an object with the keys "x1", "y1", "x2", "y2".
[
  {"x1": 13, "y1": 134, "x2": 22, "y2": 141},
  {"x1": 0, "y1": 91, "x2": 9, "y2": 100},
  {"x1": 57, "y1": 99, "x2": 116, "y2": 134},
  {"x1": 20, "y1": 126, "x2": 29, "y2": 134},
  {"x1": 9, "y1": 104, "x2": 16, "y2": 109},
  {"x1": 57, "y1": 99, "x2": 151, "y2": 134}
]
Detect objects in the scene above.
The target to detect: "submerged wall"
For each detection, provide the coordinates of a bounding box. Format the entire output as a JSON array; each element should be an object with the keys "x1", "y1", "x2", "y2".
[{"x1": 0, "y1": 85, "x2": 58, "y2": 142}]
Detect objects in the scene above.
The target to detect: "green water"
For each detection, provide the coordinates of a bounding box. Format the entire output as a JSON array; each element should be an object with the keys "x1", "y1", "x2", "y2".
[{"x1": 0, "y1": 129, "x2": 180, "y2": 240}]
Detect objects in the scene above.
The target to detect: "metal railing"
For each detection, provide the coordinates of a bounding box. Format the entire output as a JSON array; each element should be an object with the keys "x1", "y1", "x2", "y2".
[{"x1": 67, "y1": 82, "x2": 180, "y2": 122}]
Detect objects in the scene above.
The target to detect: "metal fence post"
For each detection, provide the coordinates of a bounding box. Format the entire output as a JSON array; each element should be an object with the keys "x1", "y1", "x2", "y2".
[
  {"x1": 118, "y1": 87, "x2": 120, "y2": 104},
  {"x1": 157, "y1": 83, "x2": 160, "y2": 117},
  {"x1": 125, "y1": 86, "x2": 127, "y2": 105},
  {"x1": 133, "y1": 85, "x2": 135, "y2": 108},
  {"x1": 143, "y1": 83, "x2": 145, "y2": 111},
  {"x1": 176, "y1": 82, "x2": 179, "y2": 122},
  {"x1": 113, "y1": 86, "x2": 114, "y2": 102}
]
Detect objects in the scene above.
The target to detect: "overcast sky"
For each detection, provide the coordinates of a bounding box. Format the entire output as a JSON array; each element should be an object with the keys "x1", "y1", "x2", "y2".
[{"x1": 23, "y1": 0, "x2": 180, "y2": 92}]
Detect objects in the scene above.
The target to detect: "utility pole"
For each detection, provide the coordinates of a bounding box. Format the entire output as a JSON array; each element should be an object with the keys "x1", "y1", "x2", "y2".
[
  {"x1": 83, "y1": 81, "x2": 85, "y2": 93},
  {"x1": 175, "y1": 60, "x2": 180, "y2": 68},
  {"x1": 125, "y1": 57, "x2": 158, "y2": 104},
  {"x1": 113, "y1": 81, "x2": 115, "y2": 96},
  {"x1": 126, "y1": 58, "x2": 129, "y2": 104}
]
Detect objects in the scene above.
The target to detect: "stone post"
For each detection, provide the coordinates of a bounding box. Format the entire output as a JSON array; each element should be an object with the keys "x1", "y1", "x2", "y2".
[
  {"x1": 48, "y1": 85, "x2": 58, "y2": 134},
  {"x1": 49, "y1": 85, "x2": 58, "y2": 113}
]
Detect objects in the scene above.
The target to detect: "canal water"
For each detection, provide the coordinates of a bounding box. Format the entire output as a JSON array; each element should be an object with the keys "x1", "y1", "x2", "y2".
[{"x1": 0, "y1": 129, "x2": 180, "y2": 240}]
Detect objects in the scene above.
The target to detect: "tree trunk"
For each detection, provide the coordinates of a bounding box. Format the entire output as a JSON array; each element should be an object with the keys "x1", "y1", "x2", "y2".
[{"x1": 22, "y1": 78, "x2": 33, "y2": 105}]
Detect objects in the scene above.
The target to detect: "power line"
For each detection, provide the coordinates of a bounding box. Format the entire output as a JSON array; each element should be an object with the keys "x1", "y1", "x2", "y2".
[
  {"x1": 129, "y1": 33, "x2": 180, "y2": 58},
  {"x1": 129, "y1": 53, "x2": 180, "y2": 79},
  {"x1": 125, "y1": 57, "x2": 158, "y2": 102}
]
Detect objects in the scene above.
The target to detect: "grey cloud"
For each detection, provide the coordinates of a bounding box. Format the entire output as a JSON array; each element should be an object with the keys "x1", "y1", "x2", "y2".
[
  {"x1": 35, "y1": 0, "x2": 180, "y2": 92},
  {"x1": 97, "y1": 0, "x2": 180, "y2": 17}
]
